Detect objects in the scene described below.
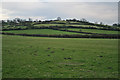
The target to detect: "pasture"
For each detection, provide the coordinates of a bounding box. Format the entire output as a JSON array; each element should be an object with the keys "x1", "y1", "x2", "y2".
[
  {"x1": 34, "y1": 24, "x2": 64, "y2": 27},
  {"x1": 67, "y1": 28, "x2": 119, "y2": 34},
  {"x1": 2, "y1": 35, "x2": 118, "y2": 78},
  {"x1": 3, "y1": 29, "x2": 83, "y2": 35},
  {"x1": 34, "y1": 24, "x2": 100, "y2": 28},
  {"x1": 2, "y1": 19, "x2": 119, "y2": 78}
]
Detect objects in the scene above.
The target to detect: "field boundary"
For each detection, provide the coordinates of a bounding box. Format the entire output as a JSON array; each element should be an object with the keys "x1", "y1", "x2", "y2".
[
  {"x1": 2, "y1": 25, "x2": 120, "y2": 31},
  {"x1": 51, "y1": 28, "x2": 119, "y2": 35},
  {"x1": 1, "y1": 32, "x2": 120, "y2": 39}
]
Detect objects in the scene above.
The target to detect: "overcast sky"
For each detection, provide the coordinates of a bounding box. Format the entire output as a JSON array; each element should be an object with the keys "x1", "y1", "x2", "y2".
[
  {"x1": 1, "y1": 0, "x2": 119, "y2": 2},
  {"x1": 1, "y1": 0, "x2": 119, "y2": 25}
]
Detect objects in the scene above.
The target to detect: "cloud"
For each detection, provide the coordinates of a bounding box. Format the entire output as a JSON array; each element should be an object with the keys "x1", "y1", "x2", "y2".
[
  {"x1": 0, "y1": 7, "x2": 14, "y2": 20},
  {"x1": 40, "y1": 0, "x2": 119, "y2": 2},
  {"x1": 2, "y1": 2, "x2": 48, "y2": 18},
  {"x1": 2, "y1": 0, "x2": 40, "y2": 2},
  {"x1": 9, "y1": 16, "x2": 46, "y2": 21},
  {"x1": 2, "y1": 0, "x2": 119, "y2": 2},
  {"x1": 52, "y1": 2, "x2": 118, "y2": 24},
  {"x1": 1, "y1": 2, "x2": 118, "y2": 24}
]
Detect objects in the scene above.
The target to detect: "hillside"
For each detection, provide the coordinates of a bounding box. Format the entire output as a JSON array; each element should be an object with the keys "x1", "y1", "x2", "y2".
[
  {"x1": 1, "y1": 19, "x2": 119, "y2": 78},
  {"x1": 1, "y1": 19, "x2": 120, "y2": 39}
]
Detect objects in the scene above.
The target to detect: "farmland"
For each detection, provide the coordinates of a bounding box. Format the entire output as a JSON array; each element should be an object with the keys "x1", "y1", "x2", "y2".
[
  {"x1": 67, "y1": 28, "x2": 118, "y2": 34},
  {"x1": 34, "y1": 24, "x2": 99, "y2": 28},
  {"x1": 3, "y1": 29, "x2": 83, "y2": 35},
  {"x1": 2, "y1": 35, "x2": 118, "y2": 78},
  {"x1": 34, "y1": 24, "x2": 64, "y2": 27},
  {"x1": 1, "y1": 19, "x2": 119, "y2": 78}
]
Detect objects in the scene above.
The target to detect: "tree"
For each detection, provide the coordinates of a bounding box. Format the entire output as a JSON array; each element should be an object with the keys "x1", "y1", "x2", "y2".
[
  {"x1": 118, "y1": 24, "x2": 120, "y2": 27},
  {"x1": 57, "y1": 17, "x2": 61, "y2": 21},
  {"x1": 100, "y1": 22, "x2": 103, "y2": 25},
  {"x1": 72, "y1": 18, "x2": 77, "y2": 22},
  {"x1": 113, "y1": 23, "x2": 118, "y2": 26},
  {"x1": 81, "y1": 18, "x2": 87, "y2": 22},
  {"x1": 28, "y1": 18, "x2": 32, "y2": 22}
]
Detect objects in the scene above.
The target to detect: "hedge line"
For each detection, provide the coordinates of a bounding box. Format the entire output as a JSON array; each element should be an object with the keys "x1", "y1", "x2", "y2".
[
  {"x1": 51, "y1": 28, "x2": 106, "y2": 35},
  {"x1": 2, "y1": 25, "x2": 120, "y2": 31},
  {"x1": 1, "y1": 32, "x2": 120, "y2": 39}
]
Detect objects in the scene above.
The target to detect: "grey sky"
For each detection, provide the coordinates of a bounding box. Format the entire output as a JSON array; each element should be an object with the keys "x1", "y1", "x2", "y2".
[
  {"x1": 2, "y1": 0, "x2": 119, "y2": 2},
  {"x1": 1, "y1": 2, "x2": 118, "y2": 25}
]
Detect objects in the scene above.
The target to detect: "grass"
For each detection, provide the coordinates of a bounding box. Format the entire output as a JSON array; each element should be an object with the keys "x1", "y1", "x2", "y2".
[
  {"x1": 2, "y1": 35, "x2": 118, "y2": 78},
  {"x1": 3, "y1": 29, "x2": 84, "y2": 35},
  {"x1": 3, "y1": 26, "x2": 27, "y2": 29},
  {"x1": 67, "y1": 25, "x2": 99, "y2": 28},
  {"x1": 34, "y1": 24, "x2": 64, "y2": 27},
  {"x1": 51, "y1": 21, "x2": 67, "y2": 23},
  {"x1": 34, "y1": 23, "x2": 102, "y2": 28},
  {"x1": 67, "y1": 28, "x2": 119, "y2": 34}
]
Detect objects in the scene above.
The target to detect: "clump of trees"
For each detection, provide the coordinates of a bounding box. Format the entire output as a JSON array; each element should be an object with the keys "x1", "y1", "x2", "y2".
[{"x1": 113, "y1": 23, "x2": 120, "y2": 27}]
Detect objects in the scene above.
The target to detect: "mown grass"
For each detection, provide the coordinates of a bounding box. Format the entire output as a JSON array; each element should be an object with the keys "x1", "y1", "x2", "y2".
[
  {"x1": 67, "y1": 28, "x2": 119, "y2": 34},
  {"x1": 3, "y1": 29, "x2": 84, "y2": 35},
  {"x1": 2, "y1": 35, "x2": 118, "y2": 78}
]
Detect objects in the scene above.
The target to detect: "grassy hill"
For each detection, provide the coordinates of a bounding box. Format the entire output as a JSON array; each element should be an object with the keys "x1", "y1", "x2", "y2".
[{"x1": 1, "y1": 19, "x2": 119, "y2": 78}]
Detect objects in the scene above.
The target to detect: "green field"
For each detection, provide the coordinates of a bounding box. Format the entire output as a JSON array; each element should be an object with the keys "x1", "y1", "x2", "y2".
[
  {"x1": 3, "y1": 29, "x2": 84, "y2": 35},
  {"x1": 3, "y1": 26, "x2": 27, "y2": 29},
  {"x1": 34, "y1": 24, "x2": 64, "y2": 27},
  {"x1": 68, "y1": 25, "x2": 99, "y2": 28},
  {"x1": 2, "y1": 35, "x2": 118, "y2": 78},
  {"x1": 67, "y1": 28, "x2": 119, "y2": 34},
  {"x1": 34, "y1": 24, "x2": 99, "y2": 28}
]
